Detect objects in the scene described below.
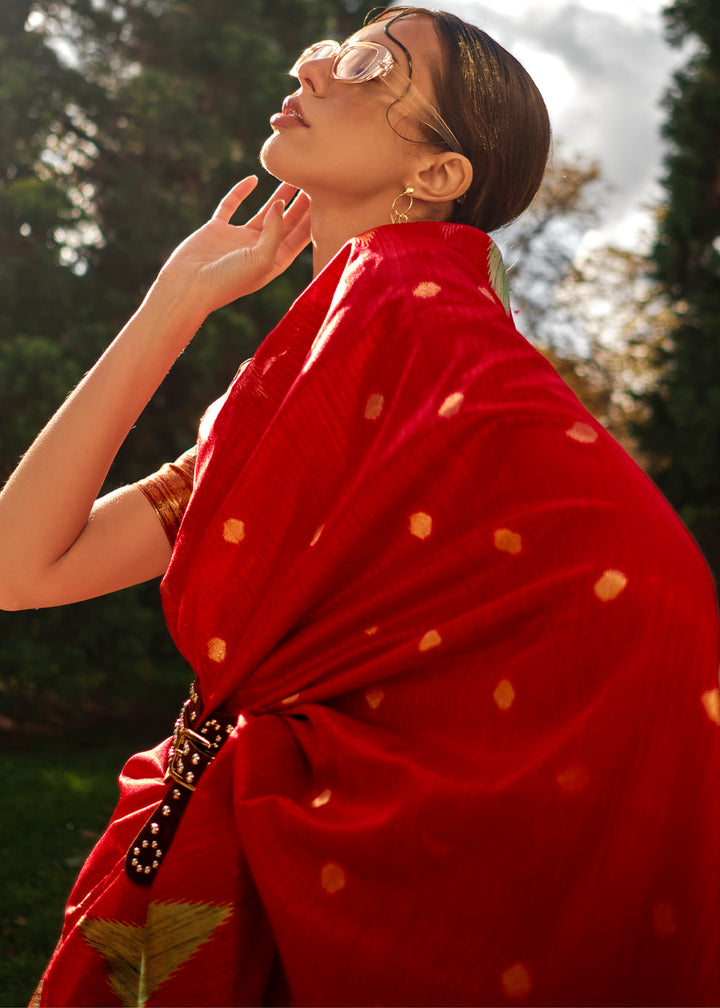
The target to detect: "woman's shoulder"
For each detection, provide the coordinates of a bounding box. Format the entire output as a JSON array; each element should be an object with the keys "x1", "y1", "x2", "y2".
[
  {"x1": 348, "y1": 221, "x2": 497, "y2": 277},
  {"x1": 338, "y1": 221, "x2": 511, "y2": 318}
]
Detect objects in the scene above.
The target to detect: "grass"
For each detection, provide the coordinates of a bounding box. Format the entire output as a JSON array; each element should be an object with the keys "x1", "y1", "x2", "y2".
[{"x1": 0, "y1": 736, "x2": 142, "y2": 1007}]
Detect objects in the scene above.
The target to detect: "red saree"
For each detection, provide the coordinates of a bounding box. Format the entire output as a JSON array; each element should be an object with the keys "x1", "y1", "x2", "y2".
[{"x1": 34, "y1": 223, "x2": 720, "y2": 1007}]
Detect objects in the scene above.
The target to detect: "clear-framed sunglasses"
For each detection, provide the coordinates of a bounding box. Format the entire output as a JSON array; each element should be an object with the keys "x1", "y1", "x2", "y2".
[{"x1": 289, "y1": 39, "x2": 464, "y2": 156}]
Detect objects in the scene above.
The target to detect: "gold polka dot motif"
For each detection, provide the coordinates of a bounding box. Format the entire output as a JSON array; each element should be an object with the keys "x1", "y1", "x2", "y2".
[
  {"x1": 311, "y1": 789, "x2": 332, "y2": 808},
  {"x1": 493, "y1": 529, "x2": 522, "y2": 555},
  {"x1": 418, "y1": 629, "x2": 442, "y2": 652},
  {"x1": 566, "y1": 421, "x2": 599, "y2": 444},
  {"x1": 364, "y1": 393, "x2": 385, "y2": 420},
  {"x1": 207, "y1": 637, "x2": 227, "y2": 663},
  {"x1": 365, "y1": 687, "x2": 385, "y2": 710},
  {"x1": 438, "y1": 392, "x2": 464, "y2": 418},
  {"x1": 222, "y1": 518, "x2": 245, "y2": 544},
  {"x1": 353, "y1": 229, "x2": 376, "y2": 249},
  {"x1": 413, "y1": 281, "x2": 441, "y2": 299},
  {"x1": 493, "y1": 679, "x2": 515, "y2": 711},
  {"x1": 701, "y1": 688, "x2": 720, "y2": 726},
  {"x1": 321, "y1": 862, "x2": 346, "y2": 894},
  {"x1": 409, "y1": 512, "x2": 433, "y2": 540},
  {"x1": 593, "y1": 569, "x2": 628, "y2": 601},
  {"x1": 501, "y1": 962, "x2": 532, "y2": 1000},
  {"x1": 556, "y1": 765, "x2": 590, "y2": 794}
]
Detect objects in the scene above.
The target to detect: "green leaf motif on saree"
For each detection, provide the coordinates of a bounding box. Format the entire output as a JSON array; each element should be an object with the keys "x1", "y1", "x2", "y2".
[
  {"x1": 487, "y1": 241, "x2": 511, "y2": 315},
  {"x1": 80, "y1": 899, "x2": 232, "y2": 1007}
]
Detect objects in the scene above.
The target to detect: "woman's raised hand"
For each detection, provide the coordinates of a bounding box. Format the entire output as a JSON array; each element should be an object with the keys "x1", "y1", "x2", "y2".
[
  {"x1": 154, "y1": 177, "x2": 311, "y2": 319},
  {"x1": 0, "y1": 177, "x2": 311, "y2": 612}
]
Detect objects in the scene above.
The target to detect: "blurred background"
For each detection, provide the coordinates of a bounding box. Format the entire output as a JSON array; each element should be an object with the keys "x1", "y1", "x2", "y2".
[{"x1": 1, "y1": 0, "x2": 718, "y2": 1001}]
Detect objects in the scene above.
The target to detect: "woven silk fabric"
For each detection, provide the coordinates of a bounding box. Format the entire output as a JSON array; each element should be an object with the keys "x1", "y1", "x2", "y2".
[{"x1": 34, "y1": 223, "x2": 720, "y2": 1007}]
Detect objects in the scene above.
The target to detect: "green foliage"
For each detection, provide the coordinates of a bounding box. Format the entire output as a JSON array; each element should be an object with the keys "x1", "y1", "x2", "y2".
[
  {"x1": 0, "y1": 738, "x2": 139, "y2": 1006},
  {"x1": 636, "y1": 0, "x2": 720, "y2": 578},
  {"x1": 0, "y1": 583, "x2": 190, "y2": 735},
  {"x1": 0, "y1": 335, "x2": 81, "y2": 483},
  {"x1": 664, "y1": 0, "x2": 720, "y2": 52},
  {"x1": 0, "y1": 0, "x2": 372, "y2": 729}
]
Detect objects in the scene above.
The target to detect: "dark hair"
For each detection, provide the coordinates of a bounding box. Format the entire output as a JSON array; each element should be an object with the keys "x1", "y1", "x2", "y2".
[{"x1": 367, "y1": 6, "x2": 552, "y2": 233}]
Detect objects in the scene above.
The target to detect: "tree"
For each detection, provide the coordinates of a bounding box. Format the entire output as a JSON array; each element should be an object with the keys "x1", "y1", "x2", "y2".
[
  {"x1": 546, "y1": 242, "x2": 675, "y2": 465},
  {"x1": 635, "y1": 0, "x2": 720, "y2": 578},
  {"x1": 19, "y1": 0, "x2": 381, "y2": 473},
  {"x1": 498, "y1": 153, "x2": 602, "y2": 351},
  {"x1": 498, "y1": 156, "x2": 668, "y2": 461},
  {"x1": 0, "y1": 0, "x2": 99, "y2": 477},
  {"x1": 0, "y1": 0, "x2": 379, "y2": 732}
]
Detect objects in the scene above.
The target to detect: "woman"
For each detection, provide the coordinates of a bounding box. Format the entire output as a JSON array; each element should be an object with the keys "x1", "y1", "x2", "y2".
[{"x1": 1, "y1": 7, "x2": 718, "y2": 1007}]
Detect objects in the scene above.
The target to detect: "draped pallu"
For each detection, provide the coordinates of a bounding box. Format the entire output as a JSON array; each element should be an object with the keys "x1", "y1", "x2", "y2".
[{"x1": 34, "y1": 223, "x2": 720, "y2": 1007}]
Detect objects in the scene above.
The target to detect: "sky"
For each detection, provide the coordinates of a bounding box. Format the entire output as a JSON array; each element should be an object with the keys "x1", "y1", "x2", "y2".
[{"x1": 407, "y1": 0, "x2": 688, "y2": 252}]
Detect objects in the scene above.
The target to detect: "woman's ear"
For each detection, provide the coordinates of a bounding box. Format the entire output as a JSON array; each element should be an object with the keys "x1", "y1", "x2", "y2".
[{"x1": 410, "y1": 152, "x2": 473, "y2": 206}]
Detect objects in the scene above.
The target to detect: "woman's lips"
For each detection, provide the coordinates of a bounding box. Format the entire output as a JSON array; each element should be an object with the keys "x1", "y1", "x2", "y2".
[{"x1": 270, "y1": 96, "x2": 309, "y2": 129}]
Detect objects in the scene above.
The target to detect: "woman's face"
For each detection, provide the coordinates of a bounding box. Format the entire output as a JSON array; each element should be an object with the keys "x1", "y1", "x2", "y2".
[{"x1": 260, "y1": 15, "x2": 445, "y2": 208}]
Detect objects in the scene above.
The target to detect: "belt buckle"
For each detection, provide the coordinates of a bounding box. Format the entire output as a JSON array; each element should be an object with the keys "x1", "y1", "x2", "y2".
[
  {"x1": 126, "y1": 682, "x2": 235, "y2": 885},
  {"x1": 164, "y1": 702, "x2": 211, "y2": 792}
]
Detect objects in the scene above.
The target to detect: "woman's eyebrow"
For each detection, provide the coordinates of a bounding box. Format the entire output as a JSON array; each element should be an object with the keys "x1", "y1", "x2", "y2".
[{"x1": 347, "y1": 26, "x2": 413, "y2": 76}]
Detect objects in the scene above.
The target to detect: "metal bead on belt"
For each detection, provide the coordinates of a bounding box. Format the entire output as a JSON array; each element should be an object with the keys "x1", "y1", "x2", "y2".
[{"x1": 125, "y1": 682, "x2": 236, "y2": 886}]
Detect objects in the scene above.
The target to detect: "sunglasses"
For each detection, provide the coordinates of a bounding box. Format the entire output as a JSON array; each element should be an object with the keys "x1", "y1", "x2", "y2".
[{"x1": 289, "y1": 39, "x2": 464, "y2": 156}]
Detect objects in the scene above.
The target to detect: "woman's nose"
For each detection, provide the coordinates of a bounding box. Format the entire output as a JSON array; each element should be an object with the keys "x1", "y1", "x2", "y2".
[{"x1": 295, "y1": 55, "x2": 334, "y2": 96}]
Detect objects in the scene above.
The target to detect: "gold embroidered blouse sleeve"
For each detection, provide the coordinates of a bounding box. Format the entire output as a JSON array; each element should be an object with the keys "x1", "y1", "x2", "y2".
[{"x1": 135, "y1": 446, "x2": 197, "y2": 545}]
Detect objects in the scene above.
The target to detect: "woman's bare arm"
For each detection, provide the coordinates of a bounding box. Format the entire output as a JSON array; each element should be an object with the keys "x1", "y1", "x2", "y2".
[
  {"x1": 14, "y1": 485, "x2": 176, "y2": 611},
  {"x1": 0, "y1": 178, "x2": 311, "y2": 611}
]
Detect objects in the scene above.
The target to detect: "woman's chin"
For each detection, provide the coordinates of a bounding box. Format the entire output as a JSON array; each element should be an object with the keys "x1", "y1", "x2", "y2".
[
  {"x1": 260, "y1": 135, "x2": 289, "y2": 177},
  {"x1": 259, "y1": 135, "x2": 307, "y2": 190}
]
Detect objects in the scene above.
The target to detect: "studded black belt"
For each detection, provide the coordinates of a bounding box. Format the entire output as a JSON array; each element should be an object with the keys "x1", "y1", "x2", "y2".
[{"x1": 125, "y1": 681, "x2": 236, "y2": 886}]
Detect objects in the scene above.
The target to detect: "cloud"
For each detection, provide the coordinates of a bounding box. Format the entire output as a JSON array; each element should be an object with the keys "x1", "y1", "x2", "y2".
[{"x1": 526, "y1": 5, "x2": 678, "y2": 228}]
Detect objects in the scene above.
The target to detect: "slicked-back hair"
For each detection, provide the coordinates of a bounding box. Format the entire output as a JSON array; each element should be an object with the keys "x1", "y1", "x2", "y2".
[{"x1": 368, "y1": 6, "x2": 552, "y2": 232}]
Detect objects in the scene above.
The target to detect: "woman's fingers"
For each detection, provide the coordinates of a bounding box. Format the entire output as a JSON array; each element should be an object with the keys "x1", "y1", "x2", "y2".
[
  {"x1": 279, "y1": 203, "x2": 312, "y2": 260},
  {"x1": 255, "y1": 199, "x2": 287, "y2": 254},
  {"x1": 208, "y1": 179, "x2": 306, "y2": 247},
  {"x1": 245, "y1": 187, "x2": 311, "y2": 268},
  {"x1": 247, "y1": 181, "x2": 302, "y2": 228},
  {"x1": 212, "y1": 176, "x2": 260, "y2": 223},
  {"x1": 281, "y1": 189, "x2": 311, "y2": 230},
  {"x1": 276, "y1": 191, "x2": 311, "y2": 255},
  {"x1": 250, "y1": 194, "x2": 310, "y2": 277}
]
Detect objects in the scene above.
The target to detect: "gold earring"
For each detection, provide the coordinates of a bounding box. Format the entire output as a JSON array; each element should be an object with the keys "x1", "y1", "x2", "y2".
[{"x1": 390, "y1": 186, "x2": 414, "y2": 224}]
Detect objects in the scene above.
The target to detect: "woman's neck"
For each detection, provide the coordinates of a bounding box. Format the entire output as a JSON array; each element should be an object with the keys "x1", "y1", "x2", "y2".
[{"x1": 308, "y1": 194, "x2": 394, "y2": 276}]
